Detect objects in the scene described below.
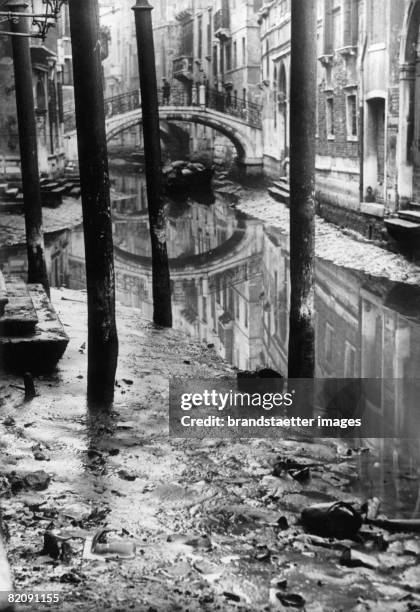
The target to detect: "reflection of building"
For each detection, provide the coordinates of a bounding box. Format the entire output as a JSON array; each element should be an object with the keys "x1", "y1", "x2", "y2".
[
  {"x1": 0, "y1": 229, "x2": 70, "y2": 288},
  {"x1": 261, "y1": 226, "x2": 290, "y2": 375},
  {"x1": 0, "y1": 0, "x2": 69, "y2": 176}
]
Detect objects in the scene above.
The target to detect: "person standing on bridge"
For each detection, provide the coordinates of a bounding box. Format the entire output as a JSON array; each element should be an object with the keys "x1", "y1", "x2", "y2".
[{"x1": 162, "y1": 78, "x2": 171, "y2": 105}]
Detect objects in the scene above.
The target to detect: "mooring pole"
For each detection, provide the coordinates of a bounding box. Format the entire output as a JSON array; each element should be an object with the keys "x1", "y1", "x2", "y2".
[
  {"x1": 68, "y1": 0, "x2": 118, "y2": 406},
  {"x1": 288, "y1": 0, "x2": 316, "y2": 378},
  {"x1": 8, "y1": 0, "x2": 49, "y2": 295},
  {"x1": 133, "y1": 0, "x2": 172, "y2": 327}
]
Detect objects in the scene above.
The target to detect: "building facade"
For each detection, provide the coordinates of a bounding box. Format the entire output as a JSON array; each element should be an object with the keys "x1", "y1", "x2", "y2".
[
  {"x1": 101, "y1": 0, "x2": 139, "y2": 98},
  {"x1": 0, "y1": 0, "x2": 68, "y2": 177},
  {"x1": 259, "y1": 0, "x2": 420, "y2": 243}
]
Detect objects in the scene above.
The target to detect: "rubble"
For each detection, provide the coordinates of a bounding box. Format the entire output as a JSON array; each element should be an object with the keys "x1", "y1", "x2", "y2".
[{"x1": 236, "y1": 189, "x2": 420, "y2": 284}]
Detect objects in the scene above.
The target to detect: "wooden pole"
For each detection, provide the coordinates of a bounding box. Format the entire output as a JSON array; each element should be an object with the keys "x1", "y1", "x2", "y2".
[
  {"x1": 68, "y1": 0, "x2": 118, "y2": 406},
  {"x1": 8, "y1": 0, "x2": 49, "y2": 296},
  {"x1": 132, "y1": 0, "x2": 172, "y2": 327},
  {"x1": 288, "y1": 0, "x2": 316, "y2": 378}
]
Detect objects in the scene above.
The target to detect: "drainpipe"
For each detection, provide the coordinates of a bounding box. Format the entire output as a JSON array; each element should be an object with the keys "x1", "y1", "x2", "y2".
[{"x1": 358, "y1": 34, "x2": 368, "y2": 204}]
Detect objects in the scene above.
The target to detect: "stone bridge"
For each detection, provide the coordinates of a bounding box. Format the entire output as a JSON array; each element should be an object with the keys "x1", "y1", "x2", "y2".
[{"x1": 64, "y1": 88, "x2": 264, "y2": 174}]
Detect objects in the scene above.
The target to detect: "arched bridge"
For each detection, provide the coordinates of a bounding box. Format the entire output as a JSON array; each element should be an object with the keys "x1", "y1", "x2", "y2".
[{"x1": 64, "y1": 87, "x2": 263, "y2": 174}]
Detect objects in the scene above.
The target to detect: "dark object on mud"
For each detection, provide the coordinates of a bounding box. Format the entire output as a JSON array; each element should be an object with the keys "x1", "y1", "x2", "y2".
[
  {"x1": 118, "y1": 469, "x2": 136, "y2": 482},
  {"x1": 8, "y1": 470, "x2": 51, "y2": 493},
  {"x1": 23, "y1": 372, "x2": 36, "y2": 400},
  {"x1": 276, "y1": 593, "x2": 306, "y2": 608},
  {"x1": 277, "y1": 516, "x2": 289, "y2": 530},
  {"x1": 272, "y1": 456, "x2": 320, "y2": 478},
  {"x1": 237, "y1": 368, "x2": 283, "y2": 393},
  {"x1": 42, "y1": 531, "x2": 61, "y2": 560},
  {"x1": 42, "y1": 530, "x2": 74, "y2": 562},
  {"x1": 290, "y1": 467, "x2": 310, "y2": 483},
  {"x1": 223, "y1": 592, "x2": 241, "y2": 603},
  {"x1": 301, "y1": 501, "x2": 362, "y2": 539},
  {"x1": 91, "y1": 529, "x2": 136, "y2": 558},
  {"x1": 340, "y1": 549, "x2": 379, "y2": 570},
  {"x1": 366, "y1": 517, "x2": 420, "y2": 533}
]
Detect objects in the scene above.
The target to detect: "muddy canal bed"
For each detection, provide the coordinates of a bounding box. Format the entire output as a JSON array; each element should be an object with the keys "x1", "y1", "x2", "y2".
[{"x1": 1, "y1": 290, "x2": 420, "y2": 611}]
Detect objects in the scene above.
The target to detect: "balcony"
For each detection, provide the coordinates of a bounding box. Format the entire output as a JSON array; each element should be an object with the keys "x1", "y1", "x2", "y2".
[
  {"x1": 214, "y1": 8, "x2": 230, "y2": 41},
  {"x1": 172, "y1": 56, "x2": 193, "y2": 82},
  {"x1": 175, "y1": 8, "x2": 193, "y2": 22}
]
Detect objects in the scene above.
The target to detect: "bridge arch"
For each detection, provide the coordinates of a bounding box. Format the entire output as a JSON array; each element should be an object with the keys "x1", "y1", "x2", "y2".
[
  {"x1": 106, "y1": 109, "x2": 248, "y2": 162},
  {"x1": 65, "y1": 96, "x2": 263, "y2": 174}
]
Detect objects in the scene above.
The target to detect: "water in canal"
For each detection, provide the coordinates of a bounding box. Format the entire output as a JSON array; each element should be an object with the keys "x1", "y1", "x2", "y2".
[{"x1": 59, "y1": 167, "x2": 420, "y2": 518}]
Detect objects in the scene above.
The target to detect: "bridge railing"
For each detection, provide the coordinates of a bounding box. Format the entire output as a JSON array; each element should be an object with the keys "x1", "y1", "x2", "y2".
[{"x1": 63, "y1": 84, "x2": 262, "y2": 132}]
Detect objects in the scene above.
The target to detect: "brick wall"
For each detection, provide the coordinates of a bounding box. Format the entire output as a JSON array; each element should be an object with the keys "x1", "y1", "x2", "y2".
[{"x1": 316, "y1": 55, "x2": 359, "y2": 162}]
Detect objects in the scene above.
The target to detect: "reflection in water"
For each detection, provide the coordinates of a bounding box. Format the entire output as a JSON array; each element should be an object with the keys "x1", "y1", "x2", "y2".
[{"x1": 2, "y1": 168, "x2": 420, "y2": 517}]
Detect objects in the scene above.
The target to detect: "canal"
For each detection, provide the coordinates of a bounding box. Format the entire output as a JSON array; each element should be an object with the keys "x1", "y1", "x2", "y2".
[
  {"x1": 2, "y1": 165, "x2": 419, "y2": 519},
  {"x1": 56, "y1": 166, "x2": 420, "y2": 519}
]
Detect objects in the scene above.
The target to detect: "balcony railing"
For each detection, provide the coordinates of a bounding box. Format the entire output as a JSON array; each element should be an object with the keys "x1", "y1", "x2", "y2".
[
  {"x1": 214, "y1": 6, "x2": 230, "y2": 39},
  {"x1": 172, "y1": 56, "x2": 193, "y2": 81}
]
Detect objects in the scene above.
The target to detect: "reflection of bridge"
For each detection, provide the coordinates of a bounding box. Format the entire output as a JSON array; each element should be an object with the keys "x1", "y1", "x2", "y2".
[{"x1": 64, "y1": 87, "x2": 264, "y2": 174}]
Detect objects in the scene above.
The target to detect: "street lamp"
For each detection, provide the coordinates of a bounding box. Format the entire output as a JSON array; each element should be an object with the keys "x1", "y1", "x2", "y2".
[{"x1": 0, "y1": 0, "x2": 67, "y2": 40}]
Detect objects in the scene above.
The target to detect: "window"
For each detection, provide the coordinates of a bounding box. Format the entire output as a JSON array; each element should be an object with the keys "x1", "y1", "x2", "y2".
[
  {"x1": 326, "y1": 97, "x2": 335, "y2": 137},
  {"x1": 213, "y1": 45, "x2": 218, "y2": 77},
  {"x1": 207, "y1": 12, "x2": 212, "y2": 57},
  {"x1": 202, "y1": 296, "x2": 207, "y2": 323},
  {"x1": 63, "y1": 58, "x2": 73, "y2": 86},
  {"x1": 244, "y1": 302, "x2": 248, "y2": 328},
  {"x1": 226, "y1": 42, "x2": 232, "y2": 71},
  {"x1": 332, "y1": 0, "x2": 342, "y2": 50},
  {"x1": 242, "y1": 37, "x2": 246, "y2": 65},
  {"x1": 346, "y1": 93, "x2": 358, "y2": 139},
  {"x1": 233, "y1": 41, "x2": 237, "y2": 68},
  {"x1": 197, "y1": 15, "x2": 203, "y2": 59},
  {"x1": 265, "y1": 40, "x2": 269, "y2": 79},
  {"x1": 279, "y1": 0, "x2": 288, "y2": 16},
  {"x1": 369, "y1": 0, "x2": 386, "y2": 44},
  {"x1": 343, "y1": 0, "x2": 359, "y2": 47}
]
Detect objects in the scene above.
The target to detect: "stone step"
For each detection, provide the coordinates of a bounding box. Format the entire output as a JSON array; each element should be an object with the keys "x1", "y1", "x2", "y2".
[
  {"x1": 62, "y1": 182, "x2": 76, "y2": 193},
  {"x1": 268, "y1": 185, "x2": 290, "y2": 205},
  {"x1": 398, "y1": 209, "x2": 420, "y2": 222},
  {"x1": 41, "y1": 181, "x2": 59, "y2": 189},
  {"x1": 70, "y1": 187, "x2": 81, "y2": 198},
  {"x1": 4, "y1": 187, "x2": 18, "y2": 199},
  {"x1": 0, "y1": 276, "x2": 38, "y2": 337},
  {"x1": 0, "y1": 183, "x2": 9, "y2": 195},
  {"x1": 0, "y1": 284, "x2": 69, "y2": 373},
  {"x1": 273, "y1": 178, "x2": 290, "y2": 189},
  {"x1": 385, "y1": 217, "x2": 420, "y2": 240}
]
